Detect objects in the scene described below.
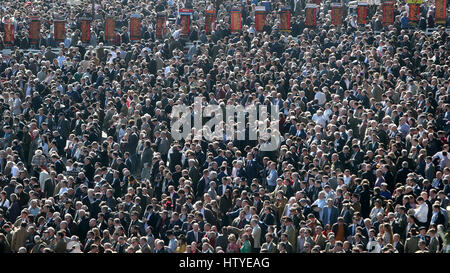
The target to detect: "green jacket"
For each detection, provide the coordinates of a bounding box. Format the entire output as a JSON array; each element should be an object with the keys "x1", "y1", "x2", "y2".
[{"x1": 404, "y1": 236, "x2": 420, "y2": 253}]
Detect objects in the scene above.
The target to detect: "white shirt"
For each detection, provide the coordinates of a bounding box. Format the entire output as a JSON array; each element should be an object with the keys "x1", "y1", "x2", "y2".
[
  {"x1": 314, "y1": 91, "x2": 327, "y2": 105},
  {"x1": 414, "y1": 202, "x2": 429, "y2": 223}
]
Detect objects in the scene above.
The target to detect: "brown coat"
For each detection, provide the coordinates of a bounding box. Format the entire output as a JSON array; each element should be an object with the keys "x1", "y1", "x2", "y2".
[{"x1": 11, "y1": 227, "x2": 28, "y2": 252}]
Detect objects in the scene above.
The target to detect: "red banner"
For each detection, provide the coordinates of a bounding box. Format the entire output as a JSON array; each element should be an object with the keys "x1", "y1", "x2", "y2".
[
  {"x1": 54, "y1": 19, "x2": 65, "y2": 42},
  {"x1": 382, "y1": 1, "x2": 395, "y2": 26},
  {"x1": 280, "y1": 8, "x2": 291, "y2": 32},
  {"x1": 305, "y1": 5, "x2": 317, "y2": 27},
  {"x1": 156, "y1": 14, "x2": 166, "y2": 39},
  {"x1": 331, "y1": 4, "x2": 343, "y2": 26},
  {"x1": 435, "y1": 0, "x2": 447, "y2": 24},
  {"x1": 408, "y1": 3, "x2": 420, "y2": 23},
  {"x1": 80, "y1": 18, "x2": 90, "y2": 43},
  {"x1": 231, "y1": 7, "x2": 242, "y2": 33},
  {"x1": 105, "y1": 16, "x2": 115, "y2": 42},
  {"x1": 357, "y1": 3, "x2": 368, "y2": 25},
  {"x1": 29, "y1": 16, "x2": 40, "y2": 45},
  {"x1": 179, "y1": 9, "x2": 192, "y2": 38},
  {"x1": 130, "y1": 15, "x2": 141, "y2": 40},
  {"x1": 3, "y1": 20, "x2": 14, "y2": 45},
  {"x1": 205, "y1": 10, "x2": 215, "y2": 35},
  {"x1": 255, "y1": 7, "x2": 266, "y2": 32}
]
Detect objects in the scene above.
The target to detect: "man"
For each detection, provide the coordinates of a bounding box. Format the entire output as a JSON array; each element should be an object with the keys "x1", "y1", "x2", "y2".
[
  {"x1": 428, "y1": 228, "x2": 440, "y2": 253},
  {"x1": 11, "y1": 222, "x2": 29, "y2": 252},
  {"x1": 404, "y1": 228, "x2": 420, "y2": 253},
  {"x1": 322, "y1": 198, "x2": 339, "y2": 226},
  {"x1": 314, "y1": 226, "x2": 327, "y2": 251},
  {"x1": 129, "y1": 211, "x2": 145, "y2": 237},
  {"x1": 415, "y1": 240, "x2": 429, "y2": 253},
  {"x1": 186, "y1": 223, "x2": 204, "y2": 245},
  {"x1": 332, "y1": 217, "x2": 349, "y2": 243},
  {"x1": 261, "y1": 233, "x2": 277, "y2": 253},
  {"x1": 266, "y1": 162, "x2": 278, "y2": 192},
  {"x1": 137, "y1": 237, "x2": 152, "y2": 253},
  {"x1": 430, "y1": 204, "x2": 446, "y2": 226},
  {"x1": 250, "y1": 219, "x2": 262, "y2": 252},
  {"x1": 284, "y1": 217, "x2": 297, "y2": 250},
  {"x1": 414, "y1": 196, "x2": 429, "y2": 228},
  {"x1": 392, "y1": 233, "x2": 404, "y2": 253},
  {"x1": 54, "y1": 231, "x2": 67, "y2": 253}
]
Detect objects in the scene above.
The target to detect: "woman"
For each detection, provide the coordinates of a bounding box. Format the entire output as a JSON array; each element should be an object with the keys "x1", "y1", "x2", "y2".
[
  {"x1": 101, "y1": 230, "x2": 112, "y2": 245},
  {"x1": 175, "y1": 235, "x2": 187, "y2": 253},
  {"x1": 226, "y1": 234, "x2": 239, "y2": 253},
  {"x1": 324, "y1": 234, "x2": 336, "y2": 253},
  {"x1": 219, "y1": 189, "x2": 233, "y2": 226},
  {"x1": 383, "y1": 223, "x2": 394, "y2": 245},
  {"x1": 38, "y1": 135, "x2": 50, "y2": 156},
  {"x1": 239, "y1": 233, "x2": 252, "y2": 253},
  {"x1": 369, "y1": 200, "x2": 384, "y2": 222},
  {"x1": 0, "y1": 191, "x2": 10, "y2": 213}
]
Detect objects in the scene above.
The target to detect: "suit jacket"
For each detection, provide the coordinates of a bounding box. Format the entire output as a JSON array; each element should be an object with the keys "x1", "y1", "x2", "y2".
[
  {"x1": 348, "y1": 224, "x2": 359, "y2": 237},
  {"x1": 314, "y1": 234, "x2": 327, "y2": 250},
  {"x1": 351, "y1": 151, "x2": 365, "y2": 168},
  {"x1": 189, "y1": 166, "x2": 200, "y2": 185},
  {"x1": 144, "y1": 212, "x2": 161, "y2": 231},
  {"x1": 428, "y1": 237, "x2": 439, "y2": 253},
  {"x1": 321, "y1": 206, "x2": 339, "y2": 226},
  {"x1": 129, "y1": 219, "x2": 146, "y2": 236},
  {"x1": 261, "y1": 241, "x2": 277, "y2": 253},
  {"x1": 394, "y1": 241, "x2": 404, "y2": 253},
  {"x1": 139, "y1": 243, "x2": 152, "y2": 253},
  {"x1": 252, "y1": 226, "x2": 262, "y2": 248},
  {"x1": 285, "y1": 225, "x2": 297, "y2": 250},
  {"x1": 186, "y1": 230, "x2": 205, "y2": 244}
]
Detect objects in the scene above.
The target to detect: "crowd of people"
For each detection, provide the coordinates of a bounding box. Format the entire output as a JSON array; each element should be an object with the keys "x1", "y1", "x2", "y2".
[{"x1": 0, "y1": 0, "x2": 449, "y2": 254}]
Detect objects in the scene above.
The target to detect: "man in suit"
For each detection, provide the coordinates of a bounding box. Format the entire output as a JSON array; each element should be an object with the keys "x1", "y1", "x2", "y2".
[
  {"x1": 143, "y1": 205, "x2": 161, "y2": 232},
  {"x1": 260, "y1": 233, "x2": 277, "y2": 253},
  {"x1": 350, "y1": 144, "x2": 365, "y2": 172},
  {"x1": 186, "y1": 223, "x2": 204, "y2": 245},
  {"x1": 188, "y1": 159, "x2": 200, "y2": 189},
  {"x1": 250, "y1": 219, "x2": 262, "y2": 252},
  {"x1": 245, "y1": 153, "x2": 260, "y2": 181},
  {"x1": 395, "y1": 206, "x2": 408, "y2": 240},
  {"x1": 196, "y1": 169, "x2": 210, "y2": 199},
  {"x1": 415, "y1": 239, "x2": 430, "y2": 253},
  {"x1": 57, "y1": 112, "x2": 71, "y2": 140},
  {"x1": 137, "y1": 237, "x2": 152, "y2": 253},
  {"x1": 129, "y1": 211, "x2": 146, "y2": 237},
  {"x1": 322, "y1": 199, "x2": 339, "y2": 226},
  {"x1": 392, "y1": 234, "x2": 404, "y2": 253},
  {"x1": 314, "y1": 226, "x2": 327, "y2": 251},
  {"x1": 417, "y1": 226, "x2": 431, "y2": 246},
  {"x1": 348, "y1": 216, "x2": 360, "y2": 237},
  {"x1": 430, "y1": 204, "x2": 446, "y2": 226},
  {"x1": 283, "y1": 217, "x2": 297, "y2": 251},
  {"x1": 428, "y1": 228, "x2": 440, "y2": 253}
]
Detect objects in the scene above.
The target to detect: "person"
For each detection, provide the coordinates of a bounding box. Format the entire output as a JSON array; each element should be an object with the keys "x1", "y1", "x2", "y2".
[
  {"x1": 404, "y1": 228, "x2": 420, "y2": 254},
  {"x1": 11, "y1": 222, "x2": 29, "y2": 253},
  {"x1": 260, "y1": 233, "x2": 277, "y2": 253}
]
